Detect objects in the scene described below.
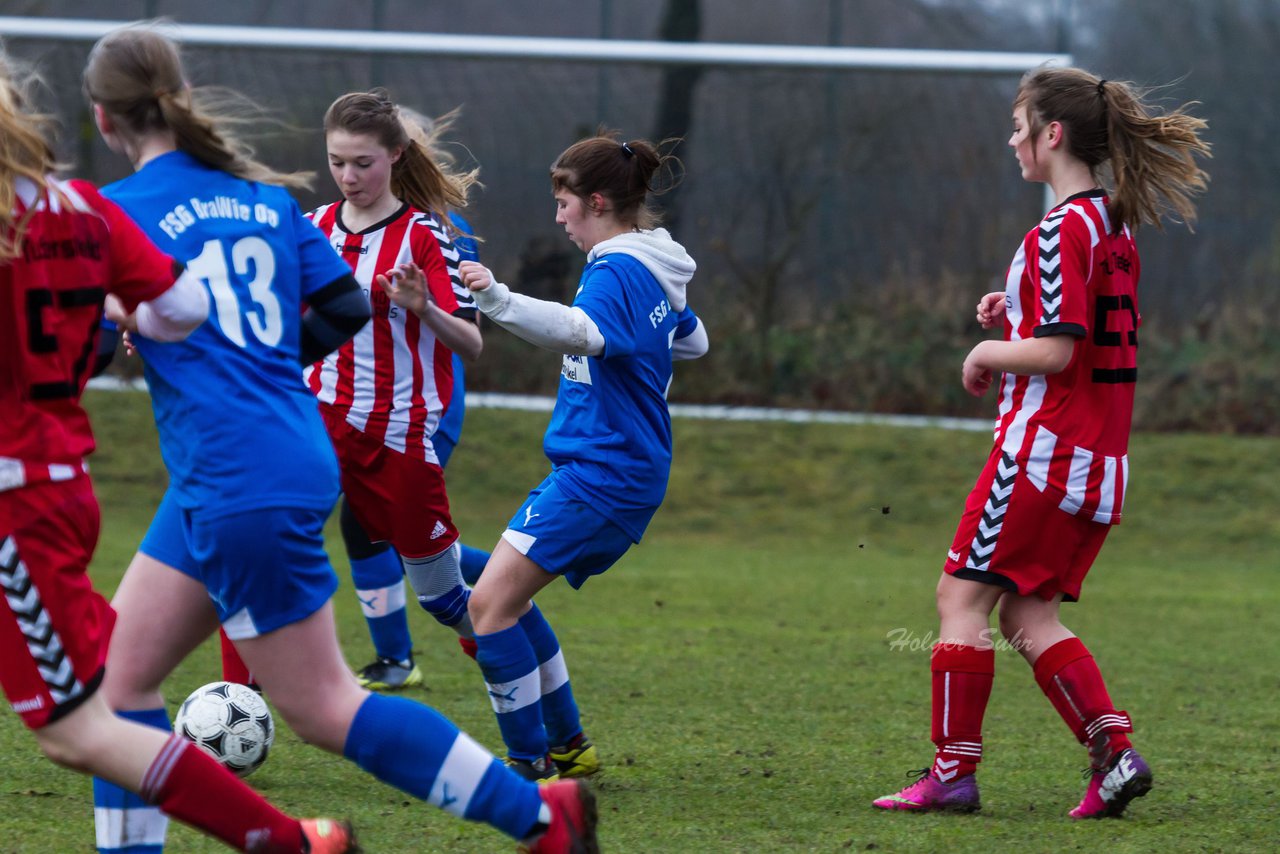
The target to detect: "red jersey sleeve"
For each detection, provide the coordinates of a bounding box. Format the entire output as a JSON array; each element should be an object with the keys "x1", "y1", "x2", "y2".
[
  {"x1": 1032, "y1": 206, "x2": 1091, "y2": 339},
  {"x1": 73, "y1": 181, "x2": 179, "y2": 312}
]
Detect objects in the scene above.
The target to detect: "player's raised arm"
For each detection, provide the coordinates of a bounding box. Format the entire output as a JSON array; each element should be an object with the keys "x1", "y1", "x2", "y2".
[{"x1": 459, "y1": 260, "x2": 605, "y2": 356}]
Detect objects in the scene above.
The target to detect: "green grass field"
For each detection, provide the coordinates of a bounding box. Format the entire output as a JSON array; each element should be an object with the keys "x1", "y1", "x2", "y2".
[{"x1": 2, "y1": 390, "x2": 1277, "y2": 853}]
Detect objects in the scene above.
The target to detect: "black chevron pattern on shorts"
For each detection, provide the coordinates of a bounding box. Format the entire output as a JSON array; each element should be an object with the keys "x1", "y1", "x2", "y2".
[
  {"x1": 0, "y1": 537, "x2": 83, "y2": 705},
  {"x1": 966, "y1": 452, "x2": 1019, "y2": 570},
  {"x1": 1038, "y1": 210, "x2": 1067, "y2": 324}
]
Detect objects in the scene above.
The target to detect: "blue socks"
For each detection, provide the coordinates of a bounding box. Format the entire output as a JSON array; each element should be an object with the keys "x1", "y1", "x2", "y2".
[
  {"x1": 343, "y1": 693, "x2": 543, "y2": 840},
  {"x1": 459, "y1": 543, "x2": 492, "y2": 585},
  {"x1": 518, "y1": 604, "x2": 582, "y2": 747},
  {"x1": 474, "y1": 623, "x2": 548, "y2": 760},
  {"x1": 350, "y1": 548, "x2": 413, "y2": 662},
  {"x1": 93, "y1": 708, "x2": 171, "y2": 854}
]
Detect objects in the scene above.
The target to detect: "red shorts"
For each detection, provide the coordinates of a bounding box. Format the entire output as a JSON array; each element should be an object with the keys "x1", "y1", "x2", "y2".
[
  {"x1": 321, "y1": 407, "x2": 458, "y2": 559},
  {"x1": 0, "y1": 478, "x2": 114, "y2": 729},
  {"x1": 944, "y1": 447, "x2": 1111, "y2": 602}
]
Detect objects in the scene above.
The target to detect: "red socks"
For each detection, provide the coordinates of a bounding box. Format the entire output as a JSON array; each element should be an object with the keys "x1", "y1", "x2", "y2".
[
  {"x1": 141, "y1": 735, "x2": 302, "y2": 852},
  {"x1": 1033, "y1": 637, "x2": 1133, "y2": 767},
  {"x1": 219, "y1": 629, "x2": 255, "y2": 686},
  {"x1": 930, "y1": 643, "x2": 994, "y2": 781}
]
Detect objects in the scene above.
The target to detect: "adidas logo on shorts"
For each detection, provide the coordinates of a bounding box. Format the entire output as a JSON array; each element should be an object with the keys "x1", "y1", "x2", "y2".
[{"x1": 430, "y1": 520, "x2": 448, "y2": 539}]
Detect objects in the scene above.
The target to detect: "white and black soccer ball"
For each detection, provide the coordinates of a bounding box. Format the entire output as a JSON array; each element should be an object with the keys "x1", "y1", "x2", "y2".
[{"x1": 173, "y1": 681, "x2": 274, "y2": 778}]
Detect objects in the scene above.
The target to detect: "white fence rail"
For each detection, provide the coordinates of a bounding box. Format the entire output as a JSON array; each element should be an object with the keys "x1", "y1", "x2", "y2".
[{"x1": 0, "y1": 16, "x2": 1069, "y2": 72}]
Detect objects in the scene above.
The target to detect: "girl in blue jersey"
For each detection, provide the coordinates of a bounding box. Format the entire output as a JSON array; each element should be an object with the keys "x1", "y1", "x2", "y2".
[
  {"x1": 0, "y1": 49, "x2": 358, "y2": 854},
  {"x1": 83, "y1": 25, "x2": 596, "y2": 854},
  {"x1": 458, "y1": 132, "x2": 709, "y2": 780}
]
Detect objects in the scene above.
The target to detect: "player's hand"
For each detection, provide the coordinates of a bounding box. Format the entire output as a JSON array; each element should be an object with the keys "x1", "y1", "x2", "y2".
[
  {"x1": 121, "y1": 330, "x2": 138, "y2": 357},
  {"x1": 378, "y1": 262, "x2": 432, "y2": 316},
  {"x1": 962, "y1": 350, "x2": 994, "y2": 397},
  {"x1": 459, "y1": 260, "x2": 495, "y2": 292},
  {"x1": 976, "y1": 291, "x2": 1007, "y2": 329}
]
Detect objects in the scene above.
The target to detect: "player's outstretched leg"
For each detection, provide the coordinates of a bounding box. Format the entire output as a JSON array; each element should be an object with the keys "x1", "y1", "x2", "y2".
[
  {"x1": 242, "y1": 601, "x2": 597, "y2": 849},
  {"x1": 40, "y1": 694, "x2": 355, "y2": 853}
]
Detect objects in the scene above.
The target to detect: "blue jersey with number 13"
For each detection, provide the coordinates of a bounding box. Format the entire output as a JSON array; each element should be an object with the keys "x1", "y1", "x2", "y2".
[{"x1": 104, "y1": 151, "x2": 350, "y2": 515}]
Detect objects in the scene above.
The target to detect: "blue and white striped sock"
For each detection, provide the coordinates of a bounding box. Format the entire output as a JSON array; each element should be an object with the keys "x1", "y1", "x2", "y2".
[
  {"x1": 351, "y1": 549, "x2": 413, "y2": 662},
  {"x1": 518, "y1": 603, "x2": 582, "y2": 747},
  {"x1": 474, "y1": 623, "x2": 548, "y2": 761},
  {"x1": 93, "y1": 707, "x2": 171, "y2": 854},
  {"x1": 343, "y1": 693, "x2": 544, "y2": 840}
]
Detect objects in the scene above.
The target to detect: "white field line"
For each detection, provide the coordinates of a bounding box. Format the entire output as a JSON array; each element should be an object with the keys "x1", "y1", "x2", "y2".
[{"x1": 86, "y1": 376, "x2": 991, "y2": 433}]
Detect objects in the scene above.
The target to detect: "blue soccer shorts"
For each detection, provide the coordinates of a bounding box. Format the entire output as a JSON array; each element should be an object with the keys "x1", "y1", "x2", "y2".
[
  {"x1": 140, "y1": 490, "x2": 338, "y2": 639},
  {"x1": 501, "y1": 474, "x2": 635, "y2": 589}
]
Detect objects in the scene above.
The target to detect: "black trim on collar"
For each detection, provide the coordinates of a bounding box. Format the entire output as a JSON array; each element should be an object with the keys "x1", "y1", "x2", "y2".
[
  {"x1": 1055, "y1": 188, "x2": 1106, "y2": 209},
  {"x1": 334, "y1": 200, "x2": 410, "y2": 235}
]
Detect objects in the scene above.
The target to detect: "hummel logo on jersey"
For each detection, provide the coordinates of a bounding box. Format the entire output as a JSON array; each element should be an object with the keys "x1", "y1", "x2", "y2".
[
  {"x1": 430, "y1": 520, "x2": 448, "y2": 539},
  {"x1": 340, "y1": 242, "x2": 368, "y2": 255},
  {"x1": 948, "y1": 549, "x2": 962, "y2": 563},
  {"x1": 10, "y1": 695, "x2": 45, "y2": 714}
]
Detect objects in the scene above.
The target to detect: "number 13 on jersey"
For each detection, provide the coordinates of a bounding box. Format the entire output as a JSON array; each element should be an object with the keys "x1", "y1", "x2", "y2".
[{"x1": 187, "y1": 236, "x2": 281, "y2": 348}]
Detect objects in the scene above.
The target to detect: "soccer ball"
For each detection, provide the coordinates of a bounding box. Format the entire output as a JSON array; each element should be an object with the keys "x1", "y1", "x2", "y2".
[{"x1": 173, "y1": 681, "x2": 274, "y2": 778}]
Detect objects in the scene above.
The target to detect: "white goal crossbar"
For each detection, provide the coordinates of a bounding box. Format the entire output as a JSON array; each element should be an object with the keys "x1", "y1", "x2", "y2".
[{"x1": 0, "y1": 16, "x2": 1070, "y2": 73}]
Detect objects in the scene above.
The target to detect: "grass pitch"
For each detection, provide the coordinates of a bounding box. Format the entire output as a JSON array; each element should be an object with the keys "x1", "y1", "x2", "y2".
[{"x1": 1, "y1": 390, "x2": 1277, "y2": 852}]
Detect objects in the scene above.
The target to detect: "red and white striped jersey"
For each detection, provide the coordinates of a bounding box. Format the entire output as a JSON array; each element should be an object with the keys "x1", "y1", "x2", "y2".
[
  {"x1": 994, "y1": 190, "x2": 1141, "y2": 524},
  {"x1": 2, "y1": 177, "x2": 176, "y2": 493},
  {"x1": 303, "y1": 202, "x2": 475, "y2": 462}
]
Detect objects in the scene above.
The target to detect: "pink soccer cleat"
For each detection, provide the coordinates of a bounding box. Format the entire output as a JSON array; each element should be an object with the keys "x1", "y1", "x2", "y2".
[
  {"x1": 1070, "y1": 748, "x2": 1152, "y2": 819},
  {"x1": 872, "y1": 770, "x2": 980, "y2": 813}
]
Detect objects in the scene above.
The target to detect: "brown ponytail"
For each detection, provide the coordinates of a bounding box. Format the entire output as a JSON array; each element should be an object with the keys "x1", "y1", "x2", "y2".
[
  {"x1": 550, "y1": 129, "x2": 682, "y2": 230},
  {"x1": 84, "y1": 24, "x2": 311, "y2": 190},
  {"x1": 1016, "y1": 66, "x2": 1210, "y2": 232}
]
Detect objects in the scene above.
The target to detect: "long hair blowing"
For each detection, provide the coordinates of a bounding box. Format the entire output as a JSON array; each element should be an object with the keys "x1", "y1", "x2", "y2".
[
  {"x1": 0, "y1": 53, "x2": 63, "y2": 261},
  {"x1": 84, "y1": 24, "x2": 311, "y2": 190},
  {"x1": 1017, "y1": 66, "x2": 1211, "y2": 232}
]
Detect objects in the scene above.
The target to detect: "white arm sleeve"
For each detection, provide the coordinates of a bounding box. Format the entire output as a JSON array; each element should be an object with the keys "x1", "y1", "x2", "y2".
[
  {"x1": 672, "y1": 317, "x2": 709, "y2": 361},
  {"x1": 473, "y1": 279, "x2": 605, "y2": 356},
  {"x1": 133, "y1": 268, "x2": 210, "y2": 342}
]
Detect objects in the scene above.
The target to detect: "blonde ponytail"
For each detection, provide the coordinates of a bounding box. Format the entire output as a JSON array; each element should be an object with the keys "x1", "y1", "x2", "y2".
[{"x1": 0, "y1": 52, "x2": 62, "y2": 261}]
